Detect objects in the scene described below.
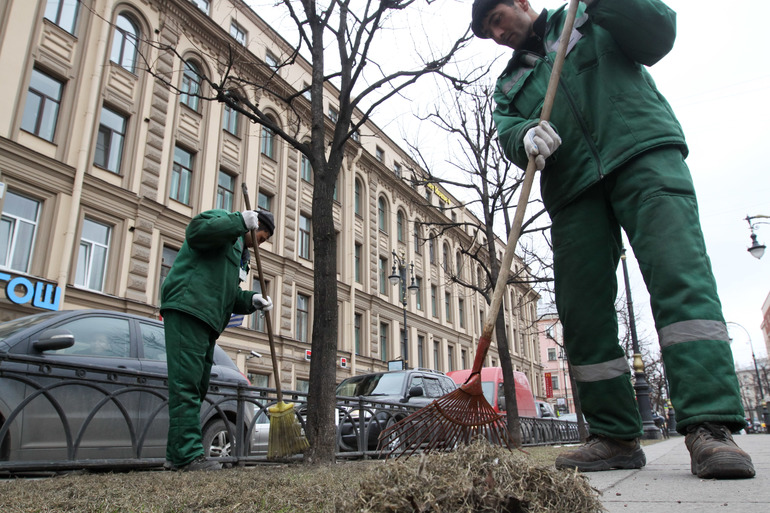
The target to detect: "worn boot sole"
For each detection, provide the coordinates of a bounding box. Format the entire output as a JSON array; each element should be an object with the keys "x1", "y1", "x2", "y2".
[
  {"x1": 556, "y1": 448, "x2": 646, "y2": 472},
  {"x1": 691, "y1": 453, "x2": 755, "y2": 479}
]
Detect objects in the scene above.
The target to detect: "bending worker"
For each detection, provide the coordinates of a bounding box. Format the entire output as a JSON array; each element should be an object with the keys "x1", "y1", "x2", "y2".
[
  {"x1": 471, "y1": 0, "x2": 754, "y2": 479},
  {"x1": 161, "y1": 209, "x2": 275, "y2": 471}
]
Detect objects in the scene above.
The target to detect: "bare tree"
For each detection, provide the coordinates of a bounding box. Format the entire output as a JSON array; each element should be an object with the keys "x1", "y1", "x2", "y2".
[
  {"x1": 405, "y1": 84, "x2": 553, "y2": 445},
  {"x1": 119, "y1": 0, "x2": 474, "y2": 463}
]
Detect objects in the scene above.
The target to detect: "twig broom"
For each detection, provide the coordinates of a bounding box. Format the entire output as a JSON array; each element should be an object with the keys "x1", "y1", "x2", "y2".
[
  {"x1": 378, "y1": 0, "x2": 580, "y2": 458},
  {"x1": 242, "y1": 184, "x2": 309, "y2": 459}
]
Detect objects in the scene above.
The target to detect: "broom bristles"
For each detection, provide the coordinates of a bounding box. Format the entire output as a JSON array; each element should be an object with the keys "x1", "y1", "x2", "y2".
[
  {"x1": 267, "y1": 401, "x2": 310, "y2": 459},
  {"x1": 378, "y1": 387, "x2": 511, "y2": 459}
]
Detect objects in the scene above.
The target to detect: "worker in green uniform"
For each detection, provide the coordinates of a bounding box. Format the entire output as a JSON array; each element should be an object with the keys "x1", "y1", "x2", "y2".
[
  {"x1": 161, "y1": 209, "x2": 275, "y2": 471},
  {"x1": 471, "y1": 0, "x2": 754, "y2": 478}
]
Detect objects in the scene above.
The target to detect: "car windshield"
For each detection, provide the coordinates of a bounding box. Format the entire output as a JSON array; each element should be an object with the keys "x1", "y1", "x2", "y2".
[
  {"x1": 481, "y1": 381, "x2": 495, "y2": 405},
  {"x1": 0, "y1": 311, "x2": 58, "y2": 341},
  {"x1": 336, "y1": 373, "x2": 406, "y2": 397}
]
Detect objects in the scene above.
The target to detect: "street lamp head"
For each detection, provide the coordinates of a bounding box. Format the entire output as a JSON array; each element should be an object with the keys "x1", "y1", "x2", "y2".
[
  {"x1": 389, "y1": 270, "x2": 400, "y2": 286},
  {"x1": 748, "y1": 232, "x2": 766, "y2": 260}
]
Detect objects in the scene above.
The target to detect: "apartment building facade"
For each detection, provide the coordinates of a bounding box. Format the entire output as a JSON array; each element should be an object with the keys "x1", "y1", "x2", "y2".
[
  {"x1": 0, "y1": 0, "x2": 544, "y2": 395},
  {"x1": 536, "y1": 301, "x2": 575, "y2": 414}
]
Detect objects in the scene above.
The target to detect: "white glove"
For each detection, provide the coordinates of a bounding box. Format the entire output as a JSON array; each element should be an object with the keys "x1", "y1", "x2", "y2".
[
  {"x1": 252, "y1": 293, "x2": 273, "y2": 312},
  {"x1": 523, "y1": 121, "x2": 561, "y2": 171},
  {"x1": 242, "y1": 210, "x2": 259, "y2": 231}
]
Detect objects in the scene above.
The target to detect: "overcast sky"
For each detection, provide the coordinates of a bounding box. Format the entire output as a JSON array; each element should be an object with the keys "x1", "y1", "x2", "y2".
[{"x1": 249, "y1": 0, "x2": 770, "y2": 367}]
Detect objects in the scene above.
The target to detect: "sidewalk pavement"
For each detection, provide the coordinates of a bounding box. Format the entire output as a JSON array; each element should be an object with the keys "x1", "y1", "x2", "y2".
[{"x1": 584, "y1": 432, "x2": 769, "y2": 512}]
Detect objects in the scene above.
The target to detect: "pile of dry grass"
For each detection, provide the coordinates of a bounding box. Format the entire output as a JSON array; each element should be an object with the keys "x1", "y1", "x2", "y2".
[{"x1": 347, "y1": 440, "x2": 605, "y2": 513}]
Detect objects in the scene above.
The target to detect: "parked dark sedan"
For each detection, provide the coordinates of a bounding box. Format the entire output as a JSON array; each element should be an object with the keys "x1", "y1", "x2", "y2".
[{"x1": 0, "y1": 309, "x2": 255, "y2": 466}]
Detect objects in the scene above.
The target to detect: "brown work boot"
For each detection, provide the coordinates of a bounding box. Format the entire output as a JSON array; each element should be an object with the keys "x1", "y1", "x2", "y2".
[
  {"x1": 555, "y1": 434, "x2": 646, "y2": 472},
  {"x1": 685, "y1": 423, "x2": 755, "y2": 479}
]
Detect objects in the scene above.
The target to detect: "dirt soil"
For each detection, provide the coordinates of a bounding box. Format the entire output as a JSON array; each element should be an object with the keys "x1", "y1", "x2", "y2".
[{"x1": 0, "y1": 444, "x2": 607, "y2": 513}]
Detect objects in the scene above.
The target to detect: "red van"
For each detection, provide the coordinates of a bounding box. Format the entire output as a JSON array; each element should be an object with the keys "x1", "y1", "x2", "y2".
[{"x1": 447, "y1": 367, "x2": 537, "y2": 418}]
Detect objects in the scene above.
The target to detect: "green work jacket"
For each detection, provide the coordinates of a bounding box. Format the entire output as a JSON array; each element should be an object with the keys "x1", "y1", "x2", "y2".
[
  {"x1": 160, "y1": 210, "x2": 257, "y2": 334},
  {"x1": 493, "y1": 0, "x2": 688, "y2": 215}
]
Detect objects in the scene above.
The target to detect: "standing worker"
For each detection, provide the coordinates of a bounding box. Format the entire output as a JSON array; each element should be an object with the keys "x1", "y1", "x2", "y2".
[
  {"x1": 161, "y1": 209, "x2": 275, "y2": 471},
  {"x1": 471, "y1": 0, "x2": 755, "y2": 478}
]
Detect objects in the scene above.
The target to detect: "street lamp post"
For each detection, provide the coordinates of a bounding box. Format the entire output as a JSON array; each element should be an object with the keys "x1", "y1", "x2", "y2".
[
  {"x1": 620, "y1": 248, "x2": 661, "y2": 439},
  {"x1": 389, "y1": 250, "x2": 418, "y2": 368},
  {"x1": 745, "y1": 214, "x2": 769, "y2": 260},
  {"x1": 727, "y1": 321, "x2": 769, "y2": 434}
]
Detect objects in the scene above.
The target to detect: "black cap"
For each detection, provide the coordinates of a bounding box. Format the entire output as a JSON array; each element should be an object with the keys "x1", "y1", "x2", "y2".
[
  {"x1": 257, "y1": 210, "x2": 275, "y2": 237},
  {"x1": 472, "y1": 0, "x2": 504, "y2": 39}
]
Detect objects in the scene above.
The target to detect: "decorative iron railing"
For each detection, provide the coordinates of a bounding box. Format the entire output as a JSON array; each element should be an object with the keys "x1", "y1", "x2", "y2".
[{"x1": 1, "y1": 354, "x2": 581, "y2": 473}]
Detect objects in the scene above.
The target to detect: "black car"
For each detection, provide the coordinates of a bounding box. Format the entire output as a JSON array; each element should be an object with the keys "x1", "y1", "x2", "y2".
[
  {"x1": 0, "y1": 309, "x2": 255, "y2": 468},
  {"x1": 334, "y1": 368, "x2": 456, "y2": 452}
]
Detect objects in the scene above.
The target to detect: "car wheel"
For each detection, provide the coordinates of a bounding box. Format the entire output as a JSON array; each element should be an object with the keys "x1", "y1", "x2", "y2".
[
  {"x1": 202, "y1": 419, "x2": 235, "y2": 459},
  {"x1": 380, "y1": 417, "x2": 402, "y2": 457}
]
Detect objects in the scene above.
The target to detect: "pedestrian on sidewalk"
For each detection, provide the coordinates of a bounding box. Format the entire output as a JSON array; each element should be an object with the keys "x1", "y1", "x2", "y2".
[
  {"x1": 471, "y1": 0, "x2": 754, "y2": 479},
  {"x1": 161, "y1": 209, "x2": 275, "y2": 471}
]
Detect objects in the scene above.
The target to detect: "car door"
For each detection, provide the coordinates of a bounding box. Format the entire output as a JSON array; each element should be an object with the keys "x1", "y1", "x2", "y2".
[
  {"x1": 134, "y1": 320, "x2": 170, "y2": 457},
  {"x1": 18, "y1": 313, "x2": 143, "y2": 461}
]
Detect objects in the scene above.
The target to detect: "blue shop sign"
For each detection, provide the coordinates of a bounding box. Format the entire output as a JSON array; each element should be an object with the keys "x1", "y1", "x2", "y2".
[{"x1": 0, "y1": 272, "x2": 61, "y2": 311}]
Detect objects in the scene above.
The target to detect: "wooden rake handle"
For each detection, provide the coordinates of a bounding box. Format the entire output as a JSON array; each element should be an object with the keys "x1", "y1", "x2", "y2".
[
  {"x1": 471, "y1": 0, "x2": 580, "y2": 375},
  {"x1": 242, "y1": 183, "x2": 283, "y2": 403}
]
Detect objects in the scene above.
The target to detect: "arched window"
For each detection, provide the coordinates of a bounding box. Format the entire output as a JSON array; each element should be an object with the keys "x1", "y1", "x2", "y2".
[
  {"x1": 397, "y1": 210, "x2": 405, "y2": 242},
  {"x1": 180, "y1": 60, "x2": 202, "y2": 111},
  {"x1": 261, "y1": 118, "x2": 276, "y2": 159},
  {"x1": 110, "y1": 14, "x2": 139, "y2": 73},
  {"x1": 456, "y1": 251, "x2": 463, "y2": 277},
  {"x1": 354, "y1": 178, "x2": 362, "y2": 216},
  {"x1": 414, "y1": 221, "x2": 422, "y2": 254},
  {"x1": 429, "y1": 233, "x2": 436, "y2": 265},
  {"x1": 378, "y1": 197, "x2": 388, "y2": 233},
  {"x1": 443, "y1": 243, "x2": 450, "y2": 272}
]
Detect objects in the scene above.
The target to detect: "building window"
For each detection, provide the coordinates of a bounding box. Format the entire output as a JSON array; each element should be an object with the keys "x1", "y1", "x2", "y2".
[
  {"x1": 431, "y1": 285, "x2": 437, "y2": 318},
  {"x1": 296, "y1": 293, "x2": 310, "y2": 343},
  {"x1": 257, "y1": 191, "x2": 272, "y2": 212},
  {"x1": 180, "y1": 60, "x2": 202, "y2": 112},
  {"x1": 21, "y1": 69, "x2": 63, "y2": 142},
  {"x1": 170, "y1": 146, "x2": 193, "y2": 204},
  {"x1": 393, "y1": 163, "x2": 402, "y2": 178},
  {"x1": 433, "y1": 341, "x2": 441, "y2": 372},
  {"x1": 354, "y1": 313, "x2": 362, "y2": 355},
  {"x1": 548, "y1": 348, "x2": 558, "y2": 361},
  {"x1": 414, "y1": 277, "x2": 422, "y2": 311},
  {"x1": 461, "y1": 349, "x2": 468, "y2": 369},
  {"x1": 447, "y1": 345, "x2": 454, "y2": 372},
  {"x1": 375, "y1": 146, "x2": 384, "y2": 162},
  {"x1": 223, "y1": 104, "x2": 239, "y2": 135},
  {"x1": 44, "y1": 0, "x2": 79, "y2": 34},
  {"x1": 443, "y1": 243, "x2": 450, "y2": 272},
  {"x1": 414, "y1": 222, "x2": 421, "y2": 255},
  {"x1": 456, "y1": 252, "x2": 463, "y2": 277},
  {"x1": 261, "y1": 125, "x2": 275, "y2": 159},
  {"x1": 75, "y1": 218, "x2": 110, "y2": 292},
  {"x1": 458, "y1": 298, "x2": 465, "y2": 328},
  {"x1": 354, "y1": 243, "x2": 362, "y2": 283},
  {"x1": 299, "y1": 214, "x2": 311, "y2": 260},
  {"x1": 302, "y1": 82, "x2": 311, "y2": 101},
  {"x1": 216, "y1": 170, "x2": 235, "y2": 211},
  {"x1": 189, "y1": 0, "x2": 209, "y2": 14},
  {"x1": 110, "y1": 14, "x2": 139, "y2": 73},
  {"x1": 377, "y1": 197, "x2": 387, "y2": 233},
  {"x1": 551, "y1": 374, "x2": 560, "y2": 390},
  {"x1": 94, "y1": 106, "x2": 126, "y2": 174},
  {"x1": 250, "y1": 278, "x2": 269, "y2": 332},
  {"x1": 396, "y1": 210, "x2": 405, "y2": 243},
  {"x1": 159, "y1": 246, "x2": 178, "y2": 301},
  {"x1": 328, "y1": 106, "x2": 338, "y2": 122},
  {"x1": 351, "y1": 130, "x2": 360, "y2": 142},
  {"x1": 428, "y1": 236, "x2": 436, "y2": 265},
  {"x1": 300, "y1": 154, "x2": 312, "y2": 183},
  {"x1": 379, "y1": 256, "x2": 388, "y2": 295},
  {"x1": 380, "y1": 322, "x2": 388, "y2": 362},
  {"x1": 265, "y1": 52, "x2": 279, "y2": 72},
  {"x1": 0, "y1": 191, "x2": 40, "y2": 273},
  {"x1": 417, "y1": 336, "x2": 425, "y2": 368},
  {"x1": 445, "y1": 292, "x2": 452, "y2": 322},
  {"x1": 230, "y1": 20, "x2": 246, "y2": 45},
  {"x1": 354, "y1": 179, "x2": 362, "y2": 217}
]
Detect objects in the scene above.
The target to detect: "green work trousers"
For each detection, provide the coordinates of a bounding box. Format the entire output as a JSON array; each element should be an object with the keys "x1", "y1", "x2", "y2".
[
  {"x1": 551, "y1": 147, "x2": 745, "y2": 438},
  {"x1": 164, "y1": 309, "x2": 218, "y2": 466}
]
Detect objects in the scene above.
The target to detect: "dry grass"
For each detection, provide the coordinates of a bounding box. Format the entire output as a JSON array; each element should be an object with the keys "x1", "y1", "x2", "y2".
[{"x1": 0, "y1": 441, "x2": 624, "y2": 513}]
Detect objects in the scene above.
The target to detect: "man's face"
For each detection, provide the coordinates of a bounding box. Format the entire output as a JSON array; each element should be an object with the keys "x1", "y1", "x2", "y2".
[
  {"x1": 482, "y1": 0, "x2": 535, "y2": 49},
  {"x1": 244, "y1": 229, "x2": 271, "y2": 248}
]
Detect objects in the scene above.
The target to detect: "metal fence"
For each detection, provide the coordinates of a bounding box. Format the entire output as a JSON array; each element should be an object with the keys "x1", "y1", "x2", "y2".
[{"x1": 0, "y1": 354, "x2": 581, "y2": 473}]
